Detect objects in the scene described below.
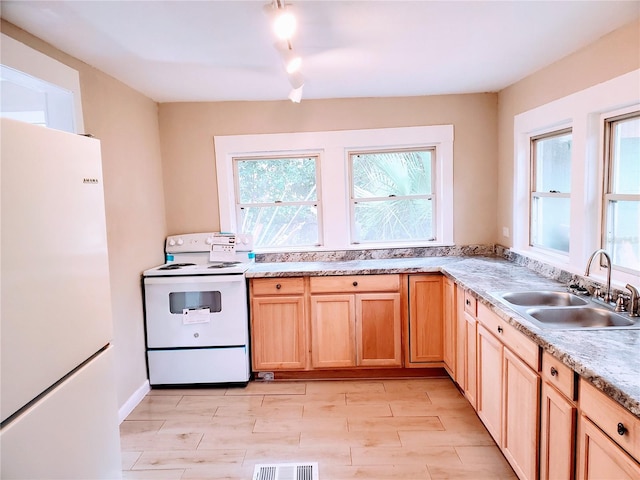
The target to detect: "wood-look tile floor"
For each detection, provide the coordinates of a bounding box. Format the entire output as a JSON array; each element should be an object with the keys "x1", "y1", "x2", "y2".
[{"x1": 120, "y1": 378, "x2": 517, "y2": 479}]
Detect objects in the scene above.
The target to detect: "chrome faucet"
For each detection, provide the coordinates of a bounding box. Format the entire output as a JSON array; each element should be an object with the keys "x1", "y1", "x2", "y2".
[
  {"x1": 584, "y1": 249, "x2": 613, "y2": 303},
  {"x1": 626, "y1": 284, "x2": 639, "y2": 317}
]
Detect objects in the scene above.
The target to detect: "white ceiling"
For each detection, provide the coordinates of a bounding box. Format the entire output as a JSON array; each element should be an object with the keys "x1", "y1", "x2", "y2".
[{"x1": 2, "y1": 1, "x2": 639, "y2": 103}]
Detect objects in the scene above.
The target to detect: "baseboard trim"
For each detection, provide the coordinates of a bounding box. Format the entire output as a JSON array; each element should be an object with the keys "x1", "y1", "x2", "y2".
[
  {"x1": 118, "y1": 379, "x2": 150, "y2": 424},
  {"x1": 252, "y1": 367, "x2": 448, "y2": 381}
]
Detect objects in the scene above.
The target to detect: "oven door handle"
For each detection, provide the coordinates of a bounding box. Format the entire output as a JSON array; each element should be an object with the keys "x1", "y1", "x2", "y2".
[{"x1": 144, "y1": 275, "x2": 246, "y2": 285}]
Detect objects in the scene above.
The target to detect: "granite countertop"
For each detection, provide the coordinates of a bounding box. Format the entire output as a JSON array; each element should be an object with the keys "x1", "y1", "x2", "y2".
[{"x1": 246, "y1": 256, "x2": 640, "y2": 417}]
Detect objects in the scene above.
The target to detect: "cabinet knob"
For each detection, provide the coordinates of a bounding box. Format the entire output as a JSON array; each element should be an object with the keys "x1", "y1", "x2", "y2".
[
  {"x1": 353, "y1": 281, "x2": 358, "y2": 287},
  {"x1": 276, "y1": 283, "x2": 281, "y2": 289},
  {"x1": 497, "y1": 326, "x2": 503, "y2": 334},
  {"x1": 617, "y1": 422, "x2": 627, "y2": 436},
  {"x1": 550, "y1": 367, "x2": 558, "y2": 377}
]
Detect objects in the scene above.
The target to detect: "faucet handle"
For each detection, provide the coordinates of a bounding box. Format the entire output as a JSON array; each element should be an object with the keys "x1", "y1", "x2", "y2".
[{"x1": 614, "y1": 294, "x2": 628, "y2": 312}]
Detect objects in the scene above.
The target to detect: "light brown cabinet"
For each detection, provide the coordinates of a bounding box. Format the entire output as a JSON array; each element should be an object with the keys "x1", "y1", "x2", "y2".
[
  {"x1": 309, "y1": 275, "x2": 401, "y2": 369},
  {"x1": 577, "y1": 378, "x2": 640, "y2": 479},
  {"x1": 250, "y1": 277, "x2": 307, "y2": 371},
  {"x1": 407, "y1": 275, "x2": 443, "y2": 364},
  {"x1": 456, "y1": 289, "x2": 478, "y2": 408},
  {"x1": 540, "y1": 351, "x2": 577, "y2": 480},
  {"x1": 476, "y1": 303, "x2": 540, "y2": 480},
  {"x1": 442, "y1": 276, "x2": 456, "y2": 377}
]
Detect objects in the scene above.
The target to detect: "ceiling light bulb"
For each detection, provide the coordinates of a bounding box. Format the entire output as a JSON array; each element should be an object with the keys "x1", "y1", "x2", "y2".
[
  {"x1": 287, "y1": 71, "x2": 305, "y2": 90},
  {"x1": 273, "y1": 10, "x2": 296, "y2": 40},
  {"x1": 288, "y1": 85, "x2": 303, "y2": 103},
  {"x1": 286, "y1": 54, "x2": 302, "y2": 74}
]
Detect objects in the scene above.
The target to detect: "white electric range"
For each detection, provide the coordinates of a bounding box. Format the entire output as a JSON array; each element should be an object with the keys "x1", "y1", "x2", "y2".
[{"x1": 142, "y1": 232, "x2": 254, "y2": 386}]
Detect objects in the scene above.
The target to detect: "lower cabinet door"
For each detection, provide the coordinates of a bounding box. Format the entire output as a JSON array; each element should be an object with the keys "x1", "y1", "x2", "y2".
[
  {"x1": 502, "y1": 347, "x2": 540, "y2": 480},
  {"x1": 540, "y1": 382, "x2": 576, "y2": 480},
  {"x1": 476, "y1": 324, "x2": 503, "y2": 444},
  {"x1": 356, "y1": 293, "x2": 401, "y2": 367},
  {"x1": 251, "y1": 296, "x2": 306, "y2": 370},
  {"x1": 311, "y1": 294, "x2": 356, "y2": 368},
  {"x1": 577, "y1": 415, "x2": 640, "y2": 479}
]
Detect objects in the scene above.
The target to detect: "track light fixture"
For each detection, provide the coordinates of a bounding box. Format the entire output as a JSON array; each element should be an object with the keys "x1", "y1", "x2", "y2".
[{"x1": 265, "y1": 0, "x2": 305, "y2": 103}]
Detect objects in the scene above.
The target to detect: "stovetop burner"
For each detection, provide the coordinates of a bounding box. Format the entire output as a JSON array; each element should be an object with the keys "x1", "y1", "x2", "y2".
[
  {"x1": 157, "y1": 263, "x2": 196, "y2": 270},
  {"x1": 208, "y1": 261, "x2": 241, "y2": 269}
]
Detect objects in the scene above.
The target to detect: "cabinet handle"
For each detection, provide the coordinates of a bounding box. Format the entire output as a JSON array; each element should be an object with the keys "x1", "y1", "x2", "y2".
[
  {"x1": 466, "y1": 299, "x2": 471, "y2": 305},
  {"x1": 617, "y1": 422, "x2": 627, "y2": 436},
  {"x1": 353, "y1": 281, "x2": 358, "y2": 287},
  {"x1": 276, "y1": 284, "x2": 281, "y2": 289},
  {"x1": 497, "y1": 326, "x2": 503, "y2": 334},
  {"x1": 550, "y1": 367, "x2": 558, "y2": 377}
]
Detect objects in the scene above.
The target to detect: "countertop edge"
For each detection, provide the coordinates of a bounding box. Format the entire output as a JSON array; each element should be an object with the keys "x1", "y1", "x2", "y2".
[{"x1": 246, "y1": 257, "x2": 640, "y2": 417}]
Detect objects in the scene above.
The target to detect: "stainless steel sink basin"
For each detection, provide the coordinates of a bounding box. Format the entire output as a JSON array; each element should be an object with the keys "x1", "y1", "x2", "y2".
[
  {"x1": 500, "y1": 291, "x2": 588, "y2": 307},
  {"x1": 525, "y1": 306, "x2": 636, "y2": 329},
  {"x1": 490, "y1": 290, "x2": 640, "y2": 330}
]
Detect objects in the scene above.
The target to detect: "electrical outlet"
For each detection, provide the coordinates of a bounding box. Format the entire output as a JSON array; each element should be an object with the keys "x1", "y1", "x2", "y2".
[{"x1": 502, "y1": 227, "x2": 510, "y2": 238}]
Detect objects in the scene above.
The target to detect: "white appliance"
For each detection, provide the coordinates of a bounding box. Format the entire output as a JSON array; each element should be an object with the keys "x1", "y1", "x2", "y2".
[
  {"x1": 143, "y1": 232, "x2": 253, "y2": 386},
  {"x1": 0, "y1": 119, "x2": 122, "y2": 479}
]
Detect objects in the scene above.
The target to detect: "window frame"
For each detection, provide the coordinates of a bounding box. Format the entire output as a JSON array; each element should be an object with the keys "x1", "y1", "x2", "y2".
[
  {"x1": 529, "y1": 128, "x2": 572, "y2": 254},
  {"x1": 232, "y1": 153, "x2": 324, "y2": 249},
  {"x1": 513, "y1": 68, "x2": 640, "y2": 288},
  {"x1": 214, "y1": 125, "x2": 454, "y2": 252},
  {"x1": 348, "y1": 147, "x2": 437, "y2": 244},
  {"x1": 1, "y1": 33, "x2": 84, "y2": 133},
  {"x1": 601, "y1": 108, "x2": 640, "y2": 275}
]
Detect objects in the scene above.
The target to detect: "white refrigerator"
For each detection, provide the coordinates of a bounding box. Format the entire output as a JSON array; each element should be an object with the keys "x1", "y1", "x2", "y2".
[{"x1": 0, "y1": 118, "x2": 122, "y2": 479}]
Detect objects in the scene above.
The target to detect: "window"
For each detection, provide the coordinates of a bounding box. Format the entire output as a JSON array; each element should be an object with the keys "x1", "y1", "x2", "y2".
[
  {"x1": 350, "y1": 148, "x2": 435, "y2": 243},
  {"x1": 513, "y1": 68, "x2": 640, "y2": 286},
  {"x1": 0, "y1": 33, "x2": 84, "y2": 133},
  {"x1": 214, "y1": 125, "x2": 454, "y2": 251},
  {"x1": 530, "y1": 130, "x2": 572, "y2": 253},
  {"x1": 234, "y1": 155, "x2": 321, "y2": 249},
  {"x1": 603, "y1": 112, "x2": 640, "y2": 272}
]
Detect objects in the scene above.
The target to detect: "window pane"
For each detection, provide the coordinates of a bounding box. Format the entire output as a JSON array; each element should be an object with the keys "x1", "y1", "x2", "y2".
[
  {"x1": 239, "y1": 205, "x2": 318, "y2": 248},
  {"x1": 352, "y1": 150, "x2": 432, "y2": 198},
  {"x1": 605, "y1": 200, "x2": 640, "y2": 271},
  {"x1": 236, "y1": 157, "x2": 317, "y2": 203},
  {"x1": 531, "y1": 196, "x2": 570, "y2": 252},
  {"x1": 534, "y1": 133, "x2": 572, "y2": 192},
  {"x1": 611, "y1": 116, "x2": 640, "y2": 194},
  {"x1": 353, "y1": 198, "x2": 433, "y2": 242}
]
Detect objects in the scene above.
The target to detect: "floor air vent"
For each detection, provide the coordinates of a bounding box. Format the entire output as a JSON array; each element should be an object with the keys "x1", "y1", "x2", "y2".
[{"x1": 252, "y1": 462, "x2": 319, "y2": 480}]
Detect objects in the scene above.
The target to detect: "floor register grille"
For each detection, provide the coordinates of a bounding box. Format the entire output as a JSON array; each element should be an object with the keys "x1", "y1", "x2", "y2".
[{"x1": 252, "y1": 462, "x2": 319, "y2": 480}]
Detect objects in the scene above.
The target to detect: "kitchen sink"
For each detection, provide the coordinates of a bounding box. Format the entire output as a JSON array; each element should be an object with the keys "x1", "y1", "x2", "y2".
[
  {"x1": 525, "y1": 306, "x2": 636, "y2": 329},
  {"x1": 499, "y1": 291, "x2": 588, "y2": 307},
  {"x1": 490, "y1": 290, "x2": 640, "y2": 330}
]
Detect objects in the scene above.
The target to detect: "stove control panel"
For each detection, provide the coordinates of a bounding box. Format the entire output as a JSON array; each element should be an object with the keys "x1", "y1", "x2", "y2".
[{"x1": 165, "y1": 232, "x2": 253, "y2": 254}]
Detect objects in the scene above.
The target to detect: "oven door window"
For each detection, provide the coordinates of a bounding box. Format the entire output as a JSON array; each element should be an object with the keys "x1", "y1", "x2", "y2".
[{"x1": 169, "y1": 291, "x2": 222, "y2": 314}]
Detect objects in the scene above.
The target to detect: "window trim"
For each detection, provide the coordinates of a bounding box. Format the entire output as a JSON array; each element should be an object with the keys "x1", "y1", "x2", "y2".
[
  {"x1": 214, "y1": 125, "x2": 454, "y2": 252},
  {"x1": 529, "y1": 128, "x2": 572, "y2": 254},
  {"x1": 232, "y1": 153, "x2": 324, "y2": 249},
  {"x1": 513, "y1": 68, "x2": 640, "y2": 288},
  {"x1": 1, "y1": 33, "x2": 84, "y2": 133},
  {"x1": 348, "y1": 147, "x2": 437, "y2": 244},
  {"x1": 600, "y1": 108, "x2": 640, "y2": 275}
]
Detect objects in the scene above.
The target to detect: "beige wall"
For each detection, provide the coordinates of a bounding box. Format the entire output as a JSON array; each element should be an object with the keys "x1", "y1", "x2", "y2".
[
  {"x1": 496, "y1": 18, "x2": 640, "y2": 247},
  {"x1": 1, "y1": 21, "x2": 167, "y2": 411},
  {"x1": 159, "y1": 93, "x2": 499, "y2": 245}
]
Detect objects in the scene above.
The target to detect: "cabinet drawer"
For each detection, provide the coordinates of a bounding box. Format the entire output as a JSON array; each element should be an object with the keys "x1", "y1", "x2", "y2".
[
  {"x1": 542, "y1": 351, "x2": 576, "y2": 400},
  {"x1": 251, "y1": 277, "x2": 305, "y2": 296},
  {"x1": 464, "y1": 290, "x2": 477, "y2": 316},
  {"x1": 580, "y1": 379, "x2": 640, "y2": 461},
  {"x1": 309, "y1": 274, "x2": 400, "y2": 294},
  {"x1": 477, "y1": 303, "x2": 539, "y2": 370}
]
